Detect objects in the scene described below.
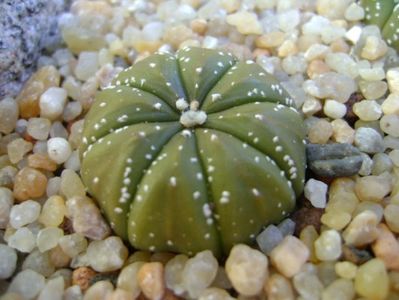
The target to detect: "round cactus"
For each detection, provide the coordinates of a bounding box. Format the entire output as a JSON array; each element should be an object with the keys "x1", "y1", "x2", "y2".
[
  {"x1": 80, "y1": 47, "x2": 306, "y2": 258},
  {"x1": 361, "y1": 0, "x2": 399, "y2": 49}
]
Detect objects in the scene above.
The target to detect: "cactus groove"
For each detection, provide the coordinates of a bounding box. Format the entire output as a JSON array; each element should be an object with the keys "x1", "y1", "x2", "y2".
[{"x1": 80, "y1": 47, "x2": 306, "y2": 257}]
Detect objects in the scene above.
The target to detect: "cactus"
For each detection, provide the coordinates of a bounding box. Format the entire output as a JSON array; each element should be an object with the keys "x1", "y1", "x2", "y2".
[
  {"x1": 80, "y1": 47, "x2": 306, "y2": 257},
  {"x1": 361, "y1": 0, "x2": 399, "y2": 50}
]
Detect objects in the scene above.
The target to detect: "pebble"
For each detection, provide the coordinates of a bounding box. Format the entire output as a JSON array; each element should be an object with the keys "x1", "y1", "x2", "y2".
[
  {"x1": 306, "y1": 143, "x2": 363, "y2": 177},
  {"x1": 304, "y1": 179, "x2": 328, "y2": 208},
  {"x1": 72, "y1": 267, "x2": 97, "y2": 292},
  {"x1": 390, "y1": 149, "x2": 399, "y2": 166},
  {"x1": 270, "y1": 236, "x2": 309, "y2": 278},
  {"x1": 0, "y1": 166, "x2": 18, "y2": 189},
  {"x1": 7, "y1": 227, "x2": 36, "y2": 252},
  {"x1": 354, "y1": 173, "x2": 392, "y2": 202},
  {"x1": 264, "y1": 273, "x2": 295, "y2": 300},
  {"x1": 315, "y1": 229, "x2": 342, "y2": 261},
  {"x1": 353, "y1": 100, "x2": 382, "y2": 121},
  {"x1": 281, "y1": 55, "x2": 307, "y2": 75},
  {"x1": 117, "y1": 262, "x2": 145, "y2": 298},
  {"x1": 342, "y1": 210, "x2": 379, "y2": 246},
  {"x1": 361, "y1": 36, "x2": 388, "y2": 61},
  {"x1": 381, "y1": 93, "x2": 399, "y2": 115},
  {"x1": 7, "y1": 269, "x2": 45, "y2": 300},
  {"x1": 64, "y1": 285, "x2": 83, "y2": 300},
  {"x1": 66, "y1": 196, "x2": 111, "y2": 240},
  {"x1": 278, "y1": 9, "x2": 300, "y2": 32},
  {"x1": 256, "y1": 31, "x2": 285, "y2": 49},
  {"x1": 199, "y1": 287, "x2": 234, "y2": 300},
  {"x1": 63, "y1": 101, "x2": 82, "y2": 122},
  {"x1": 39, "y1": 87, "x2": 68, "y2": 120},
  {"x1": 307, "y1": 118, "x2": 333, "y2": 144},
  {"x1": 323, "y1": 100, "x2": 347, "y2": 119},
  {"x1": 137, "y1": 262, "x2": 165, "y2": 300},
  {"x1": 0, "y1": 187, "x2": 13, "y2": 229},
  {"x1": 87, "y1": 236, "x2": 128, "y2": 272},
  {"x1": 292, "y1": 269, "x2": 324, "y2": 300},
  {"x1": 47, "y1": 137, "x2": 72, "y2": 164},
  {"x1": 59, "y1": 233, "x2": 88, "y2": 258},
  {"x1": 83, "y1": 280, "x2": 113, "y2": 300},
  {"x1": 334, "y1": 261, "x2": 358, "y2": 279},
  {"x1": 0, "y1": 97, "x2": 19, "y2": 134},
  {"x1": 355, "y1": 258, "x2": 389, "y2": 300},
  {"x1": 60, "y1": 169, "x2": 86, "y2": 199},
  {"x1": 325, "y1": 53, "x2": 358, "y2": 78},
  {"x1": 27, "y1": 118, "x2": 51, "y2": 140},
  {"x1": 387, "y1": 68, "x2": 399, "y2": 94},
  {"x1": 226, "y1": 12, "x2": 262, "y2": 35},
  {"x1": 9, "y1": 200, "x2": 41, "y2": 229},
  {"x1": 380, "y1": 114, "x2": 399, "y2": 137},
  {"x1": 277, "y1": 218, "x2": 296, "y2": 237},
  {"x1": 13, "y1": 167, "x2": 47, "y2": 201},
  {"x1": 372, "y1": 152, "x2": 393, "y2": 175},
  {"x1": 330, "y1": 119, "x2": 355, "y2": 144},
  {"x1": 321, "y1": 210, "x2": 351, "y2": 230},
  {"x1": 107, "y1": 289, "x2": 135, "y2": 300},
  {"x1": 384, "y1": 204, "x2": 399, "y2": 233},
  {"x1": 22, "y1": 249, "x2": 55, "y2": 277},
  {"x1": 38, "y1": 195, "x2": 66, "y2": 227},
  {"x1": 165, "y1": 254, "x2": 188, "y2": 296},
  {"x1": 75, "y1": 52, "x2": 99, "y2": 81},
  {"x1": 322, "y1": 278, "x2": 355, "y2": 300},
  {"x1": 37, "y1": 227, "x2": 64, "y2": 252},
  {"x1": 46, "y1": 177, "x2": 61, "y2": 197},
  {"x1": 0, "y1": 244, "x2": 17, "y2": 279},
  {"x1": 225, "y1": 244, "x2": 268, "y2": 296},
  {"x1": 354, "y1": 127, "x2": 384, "y2": 154},
  {"x1": 28, "y1": 153, "x2": 58, "y2": 171},
  {"x1": 37, "y1": 276, "x2": 64, "y2": 300},
  {"x1": 344, "y1": 2, "x2": 364, "y2": 21},
  {"x1": 50, "y1": 121, "x2": 68, "y2": 139},
  {"x1": 359, "y1": 80, "x2": 387, "y2": 100},
  {"x1": 354, "y1": 201, "x2": 384, "y2": 223},
  {"x1": 182, "y1": 250, "x2": 218, "y2": 298},
  {"x1": 372, "y1": 224, "x2": 399, "y2": 270},
  {"x1": 7, "y1": 138, "x2": 33, "y2": 164},
  {"x1": 256, "y1": 224, "x2": 283, "y2": 255}
]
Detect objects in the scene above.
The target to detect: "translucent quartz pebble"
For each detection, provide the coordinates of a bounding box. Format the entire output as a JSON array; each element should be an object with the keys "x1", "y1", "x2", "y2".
[
  {"x1": 9, "y1": 200, "x2": 41, "y2": 229},
  {"x1": 83, "y1": 280, "x2": 113, "y2": 300},
  {"x1": 39, "y1": 87, "x2": 68, "y2": 120},
  {"x1": 8, "y1": 269, "x2": 45, "y2": 299},
  {"x1": 182, "y1": 250, "x2": 218, "y2": 298},
  {"x1": 37, "y1": 276, "x2": 64, "y2": 300},
  {"x1": 322, "y1": 278, "x2": 355, "y2": 300},
  {"x1": 353, "y1": 100, "x2": 382, "y2": 121},
  {"x1": 354, "y1": 173, "x2": 392, "y2": 202},
  {"x1": 264, "y1": 273, "x2": 295, "y2": 300},
  {"x1": 27, "y1": 118, "x2": 51, "y2": 140},
  {"x1": 36, "y1": 227, "x2": 64, "y2": 252},
  {"x1": 384, "y1": 204, "x2": 399, "y2": 233},
  {"x1": 354, "y1": 127, "x2": 384, "y2": 154},
  {"x1": 342, "y1": 210, "x2": 378, "y2": 246},
  {"x1": 293, "y1": 269, "x2": 324, "y2": 300},
  {"x1": 86, "y1": 236, "x2": 128, "y2": 272},
  {"x1": 0, "y1": 244, "x2": 17, "y2": 279},
  {"x1": 117, "y1": 262, "x2": 145, "y2": 299},
  {"x1": 7, "y1": 227, "x2": 36, "y2": 252},
  {"x1": 314, "y1": 229, "x2": 342, "y2": 261},
  {"x1": 355, "y1": 258, "x2": 389, "y2": 300},
  {"x1": 38, "y1": 195, "x2": 66, "y2": 227},
  {"x1": 7, "y1": 138, "x2": 33, "y2": 164},
  {"x1": 22, "y1": 249, "x2": 55, "y2": 277},
  {"x1": 137, "y1": 262, "x2": 165, "y2": 300},
  {"x1": 59, "y1": 233, "x2": 88, "y2": 258},
  {"x1": 165, "y1": 254, "x2": 189, "y2": 296},
  {"x1": 47, "y1": 137, "x2": 72, "y2": 164},
  {"x1": 0, "y1": 97, "x2": 19, "y2": 134},
  {"x1": 60, "y1": 169, "x2": 85, "y2": 199},
  {"x1": 0, "y1": 187, "x2": 13, "y2": 229}
]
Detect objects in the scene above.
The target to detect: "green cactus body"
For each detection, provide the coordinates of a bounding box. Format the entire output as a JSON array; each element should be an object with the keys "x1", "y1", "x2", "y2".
[
  {"x1": 361, "y1": 0, "x2": 399, "y2": 49},
  {"x1": 80, "y1": 47, "x2": 306, "y2": 257}
]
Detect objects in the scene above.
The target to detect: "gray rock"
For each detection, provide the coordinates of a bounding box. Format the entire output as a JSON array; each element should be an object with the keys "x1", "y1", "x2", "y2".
[
  {"x1": 354, "y1": 127, "x2": 385, "y2": 154},
  {"x1": 256, "y1": 224, "x2": 283, "y2": 255},
  {"x1": 0, "y1": 0, "x2": 71, "y2": 98},
  {"x1": 306, "y1": 143, "x2": 363, "y2": 177},
  {"x1": 277, "y1": 218, "x2": 296, "y2": 237}
]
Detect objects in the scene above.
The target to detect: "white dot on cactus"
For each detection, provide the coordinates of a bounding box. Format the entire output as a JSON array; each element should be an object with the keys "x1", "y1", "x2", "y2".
[
  {"x1": 153, "y1": 103, "x2": 162, "y2": 110},
  {"x1": 169, "y1": 177, "x2": 177, "y2": 186},
  {"x1": 93, "y1": 177, "x2": 99, "y2": 184},
  {"x1": 193, "y1": 191, "x2": 201, "y2": 199},
  {"x1": 275, "y1": 146, "x2": 283, "y2": 152}
]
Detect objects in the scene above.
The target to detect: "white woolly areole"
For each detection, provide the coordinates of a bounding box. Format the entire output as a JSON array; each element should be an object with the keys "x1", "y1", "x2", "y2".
[
  {"x1": 176, "y1": 98, "x2": 189, "y2": 110},
  {"x1": 180, "y1": 110, "x2": 207, "y2": 127}
]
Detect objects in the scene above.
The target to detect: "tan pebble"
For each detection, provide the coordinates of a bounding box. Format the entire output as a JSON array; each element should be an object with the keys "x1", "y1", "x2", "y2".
[
  {"x1": 342, "y1": 210, "x2": 379, "y2": 247},
  {"x1": 354, "y1": 173, "x2": 392, "y2": 202},
  {"x1": 220, "y1": 0, "x2": 240, "y2": 13},
  {"x1": 299, "y1": 225, "x2": 319, "y2": 263},
  {"x1": 138, "y1": 262, "x2": 165, "y2": 300},
  {"x1": 83, "y1": 280, "x2": 114, "y2": 300},
  {"x1": 355, "y1": 258, "x2": 389, "y2": 300},
  {"x1": 117, "y1": 262, "x2": 145, "y2": 299},
  {"x1": 13, "y1": 167, "x2": 47, "y2": 202},
  {"x1": 307, "y1": 119, "x2": 333, "y2": 144},
  {"x1": 38, "y1": 195, "x2": 66, "y2": 227},
  {"x1": 7, "y1": 138, "x2": 33, "y2": 164},
  {"x1": 277, "y1": 40, "x2": 298, "y2": 57},
  {"x1": 384, "y1": 204, "x2": 399, "y2": 233},
  {"x1": 264, "y1": 273, "x2": 294, "y2": 300},
  {"x1": 198, "y1": 287, "x2": 234, "y2": 300},
  {"x1": 255, "y1": 32, "x2": 285, "y2": 49},
  {"x1": 163, "y1": 25, "x2": 193, "y2": 49},
  {"x1": 226, "y1": 11, "x2": 263, "y2": 35},
  {"x1": 307, "y1": 59, "x2": 331, "y2": 78},
  {"x1": 252, "y1": 48, "x2": 270, "y2": 59},
  {"x1": 335, "y1": 261, "x2": 358, "y2": 279},
  {"x1": 331, "y1": 119, "x2": 355, "y2": 144},
  {"x1": 106, "y1": 288, "x2": 134, "y2": 300},
  {"x1": 321, "y1": 210, "x2": 351, "y2": 231},
  {"x1": 322, "y1": 278, "x2": 355, "y2": 300},
  {"x1": 72, "y1": 267, "x2": 97, "y2": 292},
  {"x1": 330, "y1": 38, "x2": 350, "y2": 53},
  {"x1": 49, "y1": 245, "x2": 71, "y2": 268},
  {"x1": 190, "y1": 19, "x2": 207, "y2": 35},
  {"x1": 28, "y1": 153, "x2": 57, "y2": 171},
  {"x1": 270, "y1": 236, "x2": 309, "y2": 278},
  {"x1": 372, "y1": 224, "x2": 399, "y2": 270}
]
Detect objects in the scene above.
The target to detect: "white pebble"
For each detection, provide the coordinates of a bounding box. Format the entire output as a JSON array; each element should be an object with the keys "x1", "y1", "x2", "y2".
[
  {"x1": 36, "y1": 227, "x2": 64, "y2": 252},
  {"x1": 381, "y1": 94, "x2": 399, "y2": 115},
  {"x1": 0, "y1": 244, "x2": 17, "y2": 279},
  {"x1": 8, "y1": 269, "x2": 45, "y2": 299},
  {"x1": 304, "y1": 179, "x2": 328, "y2": 208},
  {"x1": 344, "y1": 3, "x2": 364, "y2": 21},
  {"x1": 37, "y1": 276, "x2": 64, "y2": 300},
  {"x1": 7, "y1": 227, "x2": 36, "y2": 252},
  {"x1": 315, "y1": 229, "x2": 342, "y2": 261},
  {"x1": 9, "y1": 200, "x2": 41, "y2": 229},
  {"x1": 387, "y1": 68, "x2": 399, "y2": 94},
  {"x1": 0, "y1": 187, "x2": 13, "y2": 229},
  {"x1": 39, "y1": 87, "x2": 67, "y2": 120},
  {"x1": 47, "y1": 137, "x2": 72, "y2": 164},
  {"x1": 353, "y1": 100, "x2": 382, "y2": 121},
  {"x1": 323, "y1": 100, "x2": 347, "y2": 119}
]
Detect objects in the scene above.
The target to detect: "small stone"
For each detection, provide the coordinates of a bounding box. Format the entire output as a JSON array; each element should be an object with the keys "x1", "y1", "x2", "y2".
[
  {"x1": 199, "y1": 287, "x2": 234, "y2": 300},
  {"x1": 226, "y1": 11, "x2": 262, "y2": 35},
  {"x1": 321, "y1": 210, "x2": 351, "y2": 230},
  {"x1": 60, "y1": 169, "x2": 85, "y2": 199},
  {"x1": 0, "y1": 187, "x2": 13, "y2": 229},
  {"x1": 83, "y1": 280, "x2": 113, "y2": 300},
  {"x1": 361, "y1": 36, "x2": 388, "y2": 60},
  {"x1": 308, "y1": 119, "x2": 333, "y2": 144},
  {"x1": 22, "y1": 249, "x2": 55, "y2": 277},
  {"x1": 0, "y1": 244, "x2": 17, "y2": 279},
  {"x1": 182, "y1": 250, "x2": 218, "y2": 298},
  {"x1": 278, "y1": 40, "x2": 298, "y2": 58},
  {"x1": 38, "y1": 195, "x2": 66, "y2": 227},
  {"x1": 316, "y1": 0, "x2": 350, "y2": 20},
  {"x1": 387, "y1": 68, "x2": 399, "y2": 94},
  {"x1": 355, "y1": 258, "x2": 389, "y2": 300},
  {"x1": 342, "y1": 210, "x2": 379, "y2": 246},
  {"x1": 47, "y1": 137, "x2": 72, "y2": 164},
  {"x1": 63, "y1": 101, "x2": 82, "y2": 122},
  {"x1": 299, "y1": 225, "x2": 319, "y2": 263},
  {"x1": 307, "y1": 60, "x2": 331, "y2": 79},
  {"x1": 306, "y1": 143, "x2": 363, "y2": 177},
  {"x1": 270, "y1": 236, "x2": 309, "y2": 278},
  {"x1": 315, "y1": 229, "x2": 342, "y2": 261},
  {"x1": 37, "y1": 227, "x2": 64, "y2": 252},
  {"x1": 331, "y1": 119, "x2": 355, "y2": 144},
  {"x1": 64, "y1": 150, "x2": 81, "y2": 172},
  {"x1": 353, "y1": 100, "x2": 382, "y2": 121},
  {"x1": 107, "y1": 288, "x2": 135, "y2": 300},
  {"x1": 225, "y1": 244, "x2": 268, "y2": 296},
  {"x1": 278, "y1": 218, "x2": 296, "y2": 236},
  {"x1": 359, "y1": 80, "x2": 388, "y2": 100},
  {"x1": 372, "y1": 224, "x2": 399, "y2": 270},
  {"x1": 358, "y1": 66, "x2": 386, "y2": 81},
  {"x1": 74, "y1": 52, "x2": 99, "y2": 81},
  {"x1": 302, "y1": 97, "x2": 322, "y2": 116},
  {"x1": 72, "y1": 267, "x2": 97, "y2": 292},
  {"x1": 281, "y1": 55, "x2": 307, "y2": 75},
  {"x1": 354, "y1": 201, "x2": 384, "y2": 223},
  {"x1": 359, "y1": 152, "x2": 373, "y2": 176},
  {"x1": 264, "y1": 273, "x2": 294, "y2": 300},
  {"x1": 322, "y1": 278, "x2": 355, "y2": 300},
  {"x1": 87, "y1": 236, "x2": 128, "y2": 272},
  {"x1": 390, "y1": 149, "x2": 399, "y2": 166},
  {"x1": 164, "y1": 254, "x2": 188, "y2": 296},
  {"x1": 28, "y1": 153, "x2": 57, "y2": 171},
  {"x1": 37, "y1": 277, "x2": 64, "y2": 300},
  {"x1": 292, "y1": 269, "x2": 323, "y2": 300},
  {"x1": 325, "y1": 53, "x2": 358, "y2": 78},
  {"x1": 46, "y1": 177, "x2": 61, "y2": 197},
  {"x1": 50, "y1": 121, "x2": 68, "y2": 139},
  {"x1": 7, "y1": 138, "x2": 33, "y2": 164},
  {"x1": 354, "y1": 127, "x2": 384, "y2": 154},
  {"x1": 9, "y1": 200, "x2": 41, "y2": 229},
  {"x1": 138, "y1": 262, "x2": 165, "y2": 300},
  {"x1": 7, "y1": 227, "x2": 36, "y2": 252},
  {"x1": 13, "y1": 167, "x2": 47, "y2": 202},
  {"x1": 278, "y1": 9, "x2": 300, "y2": 32},
  {"x1": 27, "y1": 118, "x2": 51, "y2": 141},
  {"x1": 372, "y1": 153, "x2": 393, "y2": 175},
  {"x1": 8, "y1": 269, "x2": 45, "y2": 299},
  {"x1": 304, "y1": 179, "x2": 328, "y2": 208},
  {"x1": 256, "y1": 225, "x2": 283, "y2": 255},
  {"x1": 323, "y1": 100, "x2": 346, "y2": 120},
  {"x1": 117, "y1": 262, "x2": 145, "y2": 298},
  {"x1": 39, "y1": 87, "x2": 67, "y2": 120},
  {"x1": 344, "y1": 2, "x2": 364, "y2": 21},
  {"x1": 0, "y1": 166, "x2": 18, "y2": 189},
  {"x1": 255, "y1": 32, "x2": 285, "y2": 49},
  {"x1": 382, "y1": 94, "x2": 399, "y2": 115},
  {"x1": 64, "y1": 285, "x2": 83, "y2": 300},
  {"x1": 355, "y1": 173, "x2": 392, "y2": 202},
  {"x1": 384, "y1": 204, "x2": 399, "y2": 233},
  {"x1": 190, "y1": 19, "x2": 208, "y2": 35},
  {"x1": 59, "y1": 233, "x2": 88, "y2": 258},
  {"x1": 335, "y1": 261, "x2": 358, "y2": 279},
  {"x1": 380, "y1": 114, "x2": 399, "y2": 137},
  {"x1": 49, "y1": 246, "x2": 71, "y2": 268},
  {"x1": 66, "y1": 196, "x2": 111, "y2": 240},
  {"x1": 0, "y1": 97, "x2": 19, "y2": 134}
]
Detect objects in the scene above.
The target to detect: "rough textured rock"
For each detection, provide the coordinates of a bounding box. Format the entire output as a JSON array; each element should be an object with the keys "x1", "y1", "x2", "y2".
[{"x1": 0, "y1": 0, "x2": 71, "y2": 98}]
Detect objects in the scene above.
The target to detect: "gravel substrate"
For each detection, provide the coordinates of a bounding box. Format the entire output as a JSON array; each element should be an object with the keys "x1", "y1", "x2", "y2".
[{"x1": 1, "y1": 0, "x2": 399, "y2": 299}]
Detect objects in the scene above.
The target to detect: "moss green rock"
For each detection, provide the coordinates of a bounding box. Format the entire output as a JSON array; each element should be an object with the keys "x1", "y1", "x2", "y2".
[{"x1": 80, "y1": 47, "x2": 306, "y2": 258}]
